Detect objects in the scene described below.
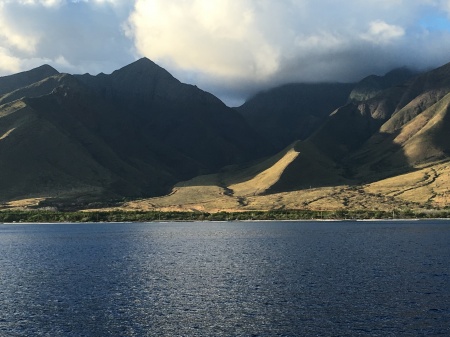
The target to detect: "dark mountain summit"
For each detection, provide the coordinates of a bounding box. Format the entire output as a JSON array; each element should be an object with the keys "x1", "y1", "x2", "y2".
[
  {"x1": 77, "y1": 58, "x2": 266, "y2": 171},
  {"x1": 77, "y1": 57, "x2": 220, "y2": 105},
  {"x1": 0, "y1": 64, "x2": 59, "y2": 95},
  {"x1": 0, "y1": 74, "x2": 75, "y2": 106},
  {"x1": 0, "y1": 59, "x2": 265, "y2": 203}
]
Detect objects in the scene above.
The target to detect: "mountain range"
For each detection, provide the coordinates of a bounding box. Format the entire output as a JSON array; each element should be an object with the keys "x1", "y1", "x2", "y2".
[{"x1": 1, "y1": 57, "x2": 450, "y2": 211}]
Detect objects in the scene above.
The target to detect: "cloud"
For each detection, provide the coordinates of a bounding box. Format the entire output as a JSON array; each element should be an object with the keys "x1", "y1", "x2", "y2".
[
  {"x1": 126, "y1": 0, "x2": 450, "y2": 104},
  {"x1": 126, "y1": 1, "x2": 280, "y2": 80},
  {"x1": 0, "y1": 22, "x2": 38, "y2": 55},
  {"x1": 5, "y1": 0, "x2": 64, "y2": 7},
  {"x1": 0, "y1": 47, "x2": 21, "y2": 74},
  {"x1": 2, "y1": 0, "x2": 450, "y2": 105},
  {"x1": 0, "y1": 0, "x2": 135, "y2": 75},
  {"x1": 362, "y1": 21, "x2": 405, "y2": 44}
]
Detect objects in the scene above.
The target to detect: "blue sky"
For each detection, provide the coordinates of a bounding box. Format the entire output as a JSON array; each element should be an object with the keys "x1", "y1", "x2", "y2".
[
  {"x1": 420, "y1": 13, "x2": 450, "y2": 31},
  {"x1": 2, "y1": 0, "x2": 450, "y2": 106}
]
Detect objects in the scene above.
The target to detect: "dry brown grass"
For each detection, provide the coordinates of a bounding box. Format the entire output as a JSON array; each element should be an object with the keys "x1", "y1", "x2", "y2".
[
  {"x1": 102, "y1": 165, "x2": 450, "y2": 213},
  {"x1": 2, "y1": 198, "x2": 46, "y2": 209},
  {"x1": 229, "y1": 147, "x2": 300, "y2": 196},
  {"x1": 366, "y1": 162, "x2": 450, "y2": 207},
  {"x1": 121, "y1": 174, "x2": 241, "y2": 213},
  {"x1": 7, "y1": 160, "x2": 450, "y2": 213}
]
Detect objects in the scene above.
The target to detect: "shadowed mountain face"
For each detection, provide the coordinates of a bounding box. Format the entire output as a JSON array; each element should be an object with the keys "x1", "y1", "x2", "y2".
[
  {"x1": 348, "y1": 67, "x2": 418, "y2": 102},
  {"x1": 237, "y1": 83, "x2": 355, "y2": 152},
  {"x1": 2, "y1": 58, "x2": 450, "y2": 207},
  {"x1": 0, "y1": 58, "x2": 265, "y2": 203},
  {"x1": 76, "y1": 58, "x2": 267, "y2": 171},
  {"x1": 0, "y1": 65, "x2": 59, "y2": 96}
]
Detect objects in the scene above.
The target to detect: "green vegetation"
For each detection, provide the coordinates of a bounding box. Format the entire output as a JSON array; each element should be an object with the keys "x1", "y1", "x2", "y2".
[{"x1": 1, "y1": 209, "x2": 450, "y2": 223}]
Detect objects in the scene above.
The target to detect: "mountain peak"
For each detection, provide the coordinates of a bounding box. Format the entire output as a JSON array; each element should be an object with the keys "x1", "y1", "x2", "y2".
[
  {"x1": 34, "y1": 64, "x2": 59, "y2": 73},
  {"x1": 116, "y1": 57, "x2": 164, "y2": 73},
  {"x1": 110, "y1": 57, "x2": 177, "y2": 84},
  {"x1": 133, "y1": 57, "x2": 154, "y2": 65},
  {"x1": 0, "y1": 64, "x2": 59, "y2": 96}
]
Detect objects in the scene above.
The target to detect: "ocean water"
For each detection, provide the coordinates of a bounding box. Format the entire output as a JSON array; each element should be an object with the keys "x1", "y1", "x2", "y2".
[{"x1": 0, "y1": 221, "x2": 449, "y2": 336}]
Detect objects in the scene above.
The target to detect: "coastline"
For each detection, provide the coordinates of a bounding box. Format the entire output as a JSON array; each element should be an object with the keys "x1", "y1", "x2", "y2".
[{"x1": 1, "y1": 209, "x2": 450, "y2": 224}]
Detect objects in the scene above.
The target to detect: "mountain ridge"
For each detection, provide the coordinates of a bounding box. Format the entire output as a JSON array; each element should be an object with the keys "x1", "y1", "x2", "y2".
[
  {"x1": 0, "y1": 59, "x2": 266, "y2": 204},
  {"x1": 2, "y1": 59, "x2": 450, "y2": 211},
  {"x1": 0, "y1": 64, "x2": 59, "y2": 96}
]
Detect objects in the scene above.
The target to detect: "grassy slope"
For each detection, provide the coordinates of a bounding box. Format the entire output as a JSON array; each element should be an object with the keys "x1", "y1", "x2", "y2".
[{"x1": 100, "y1": 160, "x2": 447, "y2": 213}]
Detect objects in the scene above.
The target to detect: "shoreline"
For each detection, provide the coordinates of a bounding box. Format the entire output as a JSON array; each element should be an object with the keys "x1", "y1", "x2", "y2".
[{"x1": 1, "y1": 209, "x2": 450, "y2": 224}]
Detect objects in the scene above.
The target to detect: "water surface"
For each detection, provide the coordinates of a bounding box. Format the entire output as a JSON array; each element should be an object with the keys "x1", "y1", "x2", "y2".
[{"x1": 0, "y1": 221, "x2": 449, "y2": 336}]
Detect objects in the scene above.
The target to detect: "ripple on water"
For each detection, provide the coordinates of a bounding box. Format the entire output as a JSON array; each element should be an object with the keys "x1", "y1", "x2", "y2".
[{"x1": 0, "y1": 221, "x2": 449, "y2": 336}]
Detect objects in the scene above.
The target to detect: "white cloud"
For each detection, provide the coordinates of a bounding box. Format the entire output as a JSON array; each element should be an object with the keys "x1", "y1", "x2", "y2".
[
  {"x1": 0, "y1": 0, "x2": 135, "y2": 76},
  {"x1": 2, "y1": 0, "x2": 450, "y2": 105},
  {"x1": 126, "y1": 0, "x2": 283, "y2": 80},
  {"x1": 126, "y1": 0, "x2": 450, "y2": 104},
  {"x1": 0, "y1": 47, "x2": 21, "y2": 73},
  {"x1": 125, "y1": 1, "x2": 415, "y2": 81},
  {"x1": 437, "y1": 0, "x2": 450, "y2": 14},
  {"x1": 362, "y1": 20, "x2": 405, "y2": 44},
  {"x1": 3, "y1": 0, "x2": 64, "y2": 7},
  {"x1": 0, "y1": 20, "x2": 38, "y2": 54}
]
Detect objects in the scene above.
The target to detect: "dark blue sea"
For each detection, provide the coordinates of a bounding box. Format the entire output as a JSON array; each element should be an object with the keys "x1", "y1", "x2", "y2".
[{"x1": 0, "y1": 220, "x2": 449, "y2": 336}]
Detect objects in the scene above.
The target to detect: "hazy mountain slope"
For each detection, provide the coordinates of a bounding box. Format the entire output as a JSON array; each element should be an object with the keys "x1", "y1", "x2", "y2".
[
  {"x1": 237, "y1": 83, "x2": 354, "y2": 151},
  {"x1": 348, "y1": 68, "x2": 417, "y2": 102},
  {"x1": 0, "y1": 65, "x2": 59, "y2": 96},
  {"x1": 375, "y1": 62, "x2": 450, "y2": 135}
]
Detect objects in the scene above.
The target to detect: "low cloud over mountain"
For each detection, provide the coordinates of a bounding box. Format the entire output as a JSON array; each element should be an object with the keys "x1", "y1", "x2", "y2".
[{"x1": 2, "y1": 1, "x2": 450, "y2": 105}]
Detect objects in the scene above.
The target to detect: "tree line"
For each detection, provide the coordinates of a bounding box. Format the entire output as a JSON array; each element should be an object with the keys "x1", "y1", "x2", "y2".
[{"x1": 0, "y1": 208, "x2": 449, "y2": 223}]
